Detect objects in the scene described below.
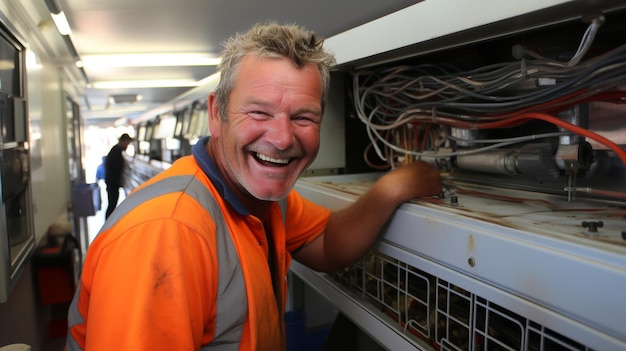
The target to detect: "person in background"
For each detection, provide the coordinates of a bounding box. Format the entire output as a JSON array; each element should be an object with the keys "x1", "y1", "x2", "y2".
[
  {"x1": 66, "y1": 22, "x2": 441, "y2": 350},
  {"x1": 95, "y1": 155, "x2": 106, "y2": 183},
  {"x1": 103, "y1": 133, "x2": 133, "y2": 219}
]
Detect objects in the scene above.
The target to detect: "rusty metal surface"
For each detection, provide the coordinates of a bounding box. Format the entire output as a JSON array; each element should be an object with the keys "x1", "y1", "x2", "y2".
[
  {"x1": 304, "y1": 175, "x2": 626, "y2": 247},
  {"x1": 295, "y1": 173, "x2": 626, "y2": 345}
]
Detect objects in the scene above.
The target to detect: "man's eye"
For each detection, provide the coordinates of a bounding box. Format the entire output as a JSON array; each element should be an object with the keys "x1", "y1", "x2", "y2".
[
  {"x1": 249, "y1": 111, "x2": 269, "y2": 118},
  {"x1": 293, "y1": 116, "x2": 317, "y2": 125}
]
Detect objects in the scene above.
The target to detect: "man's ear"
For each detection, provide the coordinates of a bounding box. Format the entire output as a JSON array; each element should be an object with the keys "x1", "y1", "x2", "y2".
[{"x1": 207, "y1": 92, "x2": 221, "y2": 137}]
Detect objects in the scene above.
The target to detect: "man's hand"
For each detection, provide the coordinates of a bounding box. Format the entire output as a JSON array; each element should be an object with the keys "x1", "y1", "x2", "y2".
[{"x1": 376, "y1": 161, "x2": 442, "y2": 205}]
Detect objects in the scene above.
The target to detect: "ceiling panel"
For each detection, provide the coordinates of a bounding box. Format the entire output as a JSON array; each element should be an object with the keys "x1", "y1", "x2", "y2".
[{"x1": 53, "y1": 0, "x2": 421, "y2": 124}]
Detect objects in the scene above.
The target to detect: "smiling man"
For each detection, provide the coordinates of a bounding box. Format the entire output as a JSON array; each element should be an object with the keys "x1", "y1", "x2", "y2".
[
  {"x1": 66, "y1": 22, "x2": 441, "y2": 351},
  {"x1": 208, "y1": 54, "x2": 324, "y2": 209}
]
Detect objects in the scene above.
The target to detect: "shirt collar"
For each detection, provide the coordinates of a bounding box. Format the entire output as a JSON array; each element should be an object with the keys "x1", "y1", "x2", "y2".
[{"x1": 192, "y1": 136, "x2": 249, "y2": 216}]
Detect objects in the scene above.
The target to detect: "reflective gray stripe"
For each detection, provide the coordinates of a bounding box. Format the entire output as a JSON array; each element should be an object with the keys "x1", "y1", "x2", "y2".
[
  {"x1": 66, "y1": 285, "x2": 81, "y2": 351},
  {"x1": 67, "y1": 175, "x2": 245, "y2": 350},
  {"x1": 278, "y1": 198, "x2": 287, "y2": 225}
]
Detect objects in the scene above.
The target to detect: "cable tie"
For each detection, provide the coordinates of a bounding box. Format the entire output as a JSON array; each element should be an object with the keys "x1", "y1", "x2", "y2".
[{"x1": 431, "y1": 107, "x2": 437, "y2": 123}]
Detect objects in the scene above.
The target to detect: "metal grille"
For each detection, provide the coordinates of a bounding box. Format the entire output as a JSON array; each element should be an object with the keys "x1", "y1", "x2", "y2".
[{"x1": 331, "y1": 250, "x2": 594, "y2": 351}]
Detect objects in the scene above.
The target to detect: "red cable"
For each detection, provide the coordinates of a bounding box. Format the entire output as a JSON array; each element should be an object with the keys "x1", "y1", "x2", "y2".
[{"x1": 480, "y1": 112, "x2": 626, "y2": 166}]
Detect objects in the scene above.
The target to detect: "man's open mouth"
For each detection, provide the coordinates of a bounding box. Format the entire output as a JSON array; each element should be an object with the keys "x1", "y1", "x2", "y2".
[{"x1": 254, "y1": 152, "x2": 290, "y2": 166}]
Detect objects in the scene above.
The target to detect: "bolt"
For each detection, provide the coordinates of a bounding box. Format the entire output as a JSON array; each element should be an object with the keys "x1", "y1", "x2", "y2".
[
  {"x1": 581, "y1": 221, "x2": 603, "y2": 233},
  {"x1": 450, "y1": 195, "x2": 458, "y2": 206}
]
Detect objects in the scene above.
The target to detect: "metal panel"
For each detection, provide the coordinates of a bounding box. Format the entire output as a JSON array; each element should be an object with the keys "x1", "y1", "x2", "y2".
[
  {"x1": 325, "y1": 0, "x2": 626, "y2": 68},
  {"x1": 294, "y1": 175, "x2": 626, "y2": 350}
]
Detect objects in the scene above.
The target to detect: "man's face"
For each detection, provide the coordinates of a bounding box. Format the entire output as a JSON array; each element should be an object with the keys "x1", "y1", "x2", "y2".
[
  {"x1": 120, "y1": 140, "x2": 131, "y2": 150},
  {"x1": 209, "y1": 55, "x2": 323, "y2": 201}
]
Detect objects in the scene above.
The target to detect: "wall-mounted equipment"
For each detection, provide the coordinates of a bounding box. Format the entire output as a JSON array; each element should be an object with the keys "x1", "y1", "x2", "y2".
[{"x1": 0, "y1": 19, "x2": 35, "y2": 303}]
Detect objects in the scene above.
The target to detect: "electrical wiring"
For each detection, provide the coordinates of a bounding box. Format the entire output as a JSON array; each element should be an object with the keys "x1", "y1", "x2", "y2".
[
  {"x1": 361, "y1": 102, "x2": 626, "y2": 166},
  {"x1": 447, "y1": 131, "x2": 572, "y2": 145},
  {"x1": 363, "y1": 142, "x2": 392, "y2": 170},
  {"x1": 354, "y1": 51, "x2": 626, "y2": 118},
  {"x1": 351, "y1": 15, "x2": 626, "y2": 173},
  {"x1": 353, "y1": 25, "x2": 626, "y2": 120},
  {"x1": 371, "y1": 130, "x2": 574, "y2": 160},
  {"x1": 519, "y1": 16, "x2": 605, "y2": 68},
  {"x1": 452, "y1": 183, "x2": 626, "y2": 213},
  {"x1": 564, "y1": 187, "x2": 626, "y2": 200},
  {"x1": 479, "y1": 112, "x2": 626, "y2": 166}
]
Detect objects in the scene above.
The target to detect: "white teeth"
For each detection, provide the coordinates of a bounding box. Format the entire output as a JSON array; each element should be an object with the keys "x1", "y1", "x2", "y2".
[{"x1": 256, "y1": 153, "x2": 289, "y2": 164}]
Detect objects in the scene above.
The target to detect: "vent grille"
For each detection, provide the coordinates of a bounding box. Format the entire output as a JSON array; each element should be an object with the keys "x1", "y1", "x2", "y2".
[{"x1": 331, "y1": 250, "x2": 593, "y2": 351}]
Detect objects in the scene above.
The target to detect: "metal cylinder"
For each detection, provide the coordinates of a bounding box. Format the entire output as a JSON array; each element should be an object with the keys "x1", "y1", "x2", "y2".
[
  {"x1": 457, "y1": 150, "x2": 517, "y2": 175},
  {"x1": 558, "y1": 104, "x2": 589, "y2": 145}
]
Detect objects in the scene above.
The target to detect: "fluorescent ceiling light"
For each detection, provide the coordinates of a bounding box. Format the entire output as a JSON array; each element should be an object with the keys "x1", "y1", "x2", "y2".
[
  {"x1": 82, "y1": 53, "x2": 221, "y2": 67},
  {"x1": 108, "y1": 94, "x2": 143, "y2": 104},
  {"x1": 91, "y1": 79, "x2": 201, "y2": 89},
  {"x1": 87, "y1": 104, "x2": 153, "y2": 114},
  {"x1": 51, "y1": 12, "x2": 72, "y2": 35}
]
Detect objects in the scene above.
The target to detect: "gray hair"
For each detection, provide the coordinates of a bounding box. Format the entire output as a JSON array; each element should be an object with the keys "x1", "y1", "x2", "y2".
[{"x1": 214, "y1": 22, "x2": 336, "y2": 120}]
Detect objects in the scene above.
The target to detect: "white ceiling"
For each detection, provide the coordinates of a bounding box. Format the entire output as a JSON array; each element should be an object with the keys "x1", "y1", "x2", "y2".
[{"x1": 54, "y1": 0, "x2": 420, "y2": 125}]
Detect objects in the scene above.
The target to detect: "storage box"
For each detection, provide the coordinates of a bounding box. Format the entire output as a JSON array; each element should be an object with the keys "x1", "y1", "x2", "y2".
[{"x1": 71, "y1": 183, "x2": 101, "y2": 217}]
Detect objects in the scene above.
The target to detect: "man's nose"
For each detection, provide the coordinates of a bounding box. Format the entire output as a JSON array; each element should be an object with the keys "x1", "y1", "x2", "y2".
[{"x1": 266, "y1": 114, "x2": 295, "y2": 150}]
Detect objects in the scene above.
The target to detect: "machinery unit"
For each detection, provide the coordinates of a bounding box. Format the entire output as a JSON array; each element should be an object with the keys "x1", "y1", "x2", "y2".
[{"x1": 289, "y1": 1, "x2": 626, "y2": 350}]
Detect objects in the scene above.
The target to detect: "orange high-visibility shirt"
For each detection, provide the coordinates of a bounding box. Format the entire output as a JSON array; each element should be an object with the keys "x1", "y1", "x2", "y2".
[{"x1": 67, "y1": 139, "x2": 331, "y2": 350}]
